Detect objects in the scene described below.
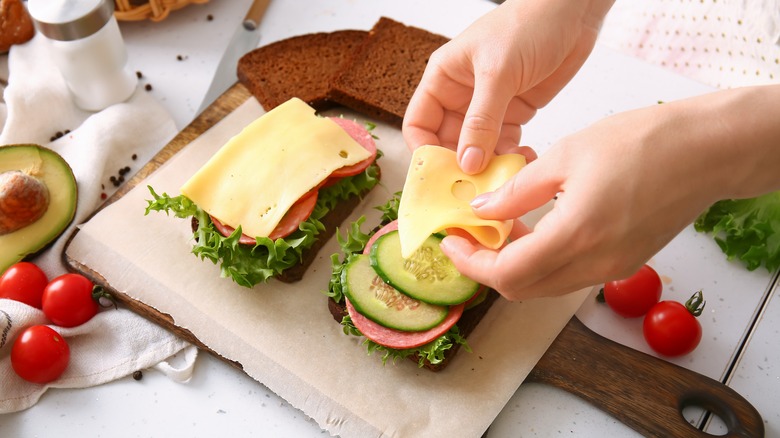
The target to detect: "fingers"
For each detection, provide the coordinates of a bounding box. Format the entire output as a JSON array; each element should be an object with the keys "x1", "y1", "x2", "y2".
[
  {"x1": 441, "y1": 226, "x2": 577, "y2": 300},
  {"x1": 456, "y1": 73, "x2": 517, "y2": 174},
  {"x1": 471, "y1": 158, "x2": 562, "y2": 220},
  {"x1": 403, "y1": 87, "x2": 444, "y2": 151},
  {"x1": 494, "y1": 144, "x2": 538, "y2": 163}
]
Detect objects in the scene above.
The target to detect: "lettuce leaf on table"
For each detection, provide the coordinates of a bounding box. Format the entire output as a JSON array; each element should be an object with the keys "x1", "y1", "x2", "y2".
[{"x1": 694, "y1": 191, "x2": 780, "y2": 273}]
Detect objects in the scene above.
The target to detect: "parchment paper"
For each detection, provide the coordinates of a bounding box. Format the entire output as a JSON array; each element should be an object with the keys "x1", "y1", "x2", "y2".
[{"x1": 65, "y1": 99, "x2": 590, "y2": 438}]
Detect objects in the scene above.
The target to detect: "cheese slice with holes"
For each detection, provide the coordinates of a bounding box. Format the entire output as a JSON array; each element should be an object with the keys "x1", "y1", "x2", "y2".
[
  {"x1": 398, "y1": 145, "x2": 526, "y2": 258},
  {"x1": 180, "y1": 98, "x2": 372, "y2": 238}
]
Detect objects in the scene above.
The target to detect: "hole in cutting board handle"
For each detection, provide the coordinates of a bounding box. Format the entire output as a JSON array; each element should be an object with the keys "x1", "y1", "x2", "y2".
[{"x1": 679, "y1": 392, "x2": 747, "y2": 436}]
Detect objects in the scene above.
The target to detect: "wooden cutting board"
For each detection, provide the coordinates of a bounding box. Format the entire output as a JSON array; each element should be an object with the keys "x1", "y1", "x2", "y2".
[{"x1": 64, "y1": 83, "x2": 763, "y2": 438}]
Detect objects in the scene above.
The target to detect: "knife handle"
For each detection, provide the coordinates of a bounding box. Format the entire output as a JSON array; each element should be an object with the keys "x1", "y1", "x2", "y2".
[
  {"x1": 526, "y1": 316, "x2": 764, "y2": 438},
  {"x1": 243, "y1": 0, "x2": 272, "y2": 31}
]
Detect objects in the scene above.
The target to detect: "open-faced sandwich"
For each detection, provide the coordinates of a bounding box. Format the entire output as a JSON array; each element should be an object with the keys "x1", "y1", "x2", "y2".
[
  {"x1": 326, "y1": 145, "x2": 525, "y2": 370},
  {"x1": 145, "y1": 97, "x2": 381, "y2": 287}
]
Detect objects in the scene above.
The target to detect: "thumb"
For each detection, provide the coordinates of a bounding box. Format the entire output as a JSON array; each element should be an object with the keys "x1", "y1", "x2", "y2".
[
  {"x1": 471, "y1": 159, "x2": 562, "y2": 220},
  {"x1": 457, "y1": 75, "x2": 514, "y2": 174}
]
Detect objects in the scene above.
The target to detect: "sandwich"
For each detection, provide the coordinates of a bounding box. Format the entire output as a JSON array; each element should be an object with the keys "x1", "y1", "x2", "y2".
[
  {"x1": 326, "y1": 146, "x2": 526, "y2": 370},
  {"x1": 145, "y1": 97, "x2": 381, "y2": 287}
]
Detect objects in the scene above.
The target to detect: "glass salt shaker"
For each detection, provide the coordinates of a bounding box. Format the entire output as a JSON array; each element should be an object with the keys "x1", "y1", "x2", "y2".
[{"x1": 27, "y1": 0, "x2": 137, "y2": 111}]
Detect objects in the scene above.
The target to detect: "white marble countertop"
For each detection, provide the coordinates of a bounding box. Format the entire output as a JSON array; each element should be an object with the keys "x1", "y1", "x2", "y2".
[{"x1": 1, "y1": 0, "x2": 777, "y2": 436}]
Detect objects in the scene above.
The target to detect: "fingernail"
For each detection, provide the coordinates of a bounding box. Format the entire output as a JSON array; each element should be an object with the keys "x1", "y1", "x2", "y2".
[
  {"x1": 470, "y1": 192, "x2": 492, "y2": 209},
  {"x1": 460, "y1": 146, "x2": 484, "y2": 174}
]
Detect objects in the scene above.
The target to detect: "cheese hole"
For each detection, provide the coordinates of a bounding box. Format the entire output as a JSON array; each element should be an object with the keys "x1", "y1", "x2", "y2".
[
  {"x1": 451, "y1": 179, "x2": 476, "y2": 201},
  {"x1": 339, "y1": 150, "x2": 348, "y2": 158}
]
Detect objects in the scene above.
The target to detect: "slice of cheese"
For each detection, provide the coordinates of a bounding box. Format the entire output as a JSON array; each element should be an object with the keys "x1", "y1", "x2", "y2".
[
  {"x1": 180, "y1": 98, "x2": 372, "y2": 238},
  {"x1": 397, "y1": 145, "x2": 526, "y2": 258}
]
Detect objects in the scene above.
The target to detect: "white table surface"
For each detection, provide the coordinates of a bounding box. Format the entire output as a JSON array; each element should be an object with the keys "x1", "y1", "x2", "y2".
[{"x1": 1, "y1": 1, "x2": 778, "y2": 437}]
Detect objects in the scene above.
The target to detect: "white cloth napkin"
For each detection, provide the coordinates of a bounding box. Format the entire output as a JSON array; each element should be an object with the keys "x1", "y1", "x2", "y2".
[
  {"x1": 0, "y1": 299, "x2": 197, "y2": 413},
  {"x1": 0, "y1": 34, "x2": 196, "y2": 413}
]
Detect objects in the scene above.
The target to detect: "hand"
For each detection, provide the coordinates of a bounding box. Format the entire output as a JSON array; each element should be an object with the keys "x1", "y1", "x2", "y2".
[
  {"x1": 438, "y1": 87, "x2": 780, "y2": 300},
  {"x1": 403, "y1": 0, "x2": 614, "y2": 173}
]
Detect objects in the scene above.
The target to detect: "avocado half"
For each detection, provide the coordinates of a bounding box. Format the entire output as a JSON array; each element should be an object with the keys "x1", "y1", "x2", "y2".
[{"x1": 0, "y1": 144, "x2": 77, "y2": 272}]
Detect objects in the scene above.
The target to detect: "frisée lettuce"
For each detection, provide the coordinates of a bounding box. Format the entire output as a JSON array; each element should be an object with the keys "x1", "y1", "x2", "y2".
[
  {"x1": 144, "y1": 161, "x2": 380, "y2": 287},
  {"x1": 694, "y1": 191, "x2": 780, "y2": 272}
]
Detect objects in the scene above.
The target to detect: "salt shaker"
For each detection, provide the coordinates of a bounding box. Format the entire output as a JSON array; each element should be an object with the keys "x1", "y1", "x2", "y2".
[{"x1": 27, "y1": 0, "x2": 137, "y2": 111}]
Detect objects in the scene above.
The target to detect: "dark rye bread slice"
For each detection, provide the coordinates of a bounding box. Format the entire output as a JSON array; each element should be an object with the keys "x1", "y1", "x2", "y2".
[
  {"x1": 327, "y1": 290, "x2": 499, "y2": 371},
  {"x1": 237, "y1": 30, "x2": 368, "y2": 111},
  {"x1": 191, "y1": 166, "x2": 380, "y2": 283},
  {"x1": 329, "y1": 17, "x2": 450, "y2": 127}
]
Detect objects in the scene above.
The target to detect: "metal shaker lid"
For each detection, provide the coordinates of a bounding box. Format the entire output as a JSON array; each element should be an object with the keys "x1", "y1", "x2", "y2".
[{"x1": 28, "y1": 0, "x2": 115, "y2": 41}]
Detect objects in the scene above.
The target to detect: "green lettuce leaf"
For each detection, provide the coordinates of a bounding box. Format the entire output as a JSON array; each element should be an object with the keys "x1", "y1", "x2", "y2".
[
  {"x1": 341, "y1": 314, "x2": 469, "y2": 368},
  {"x1": 144, "y1": 161, "x2": 380, "y2": 287},
  {"x1": 694, "y1": 191, "x2": 780, "y2": 272},
  {"x1": 325, "y1": 191, "x2": 471, "y2": 366}
]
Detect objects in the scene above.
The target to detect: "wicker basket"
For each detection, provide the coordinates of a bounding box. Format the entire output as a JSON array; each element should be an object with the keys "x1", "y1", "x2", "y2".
[{"x1": 114, "y1": 0, "x2": 209, "y2": 22}]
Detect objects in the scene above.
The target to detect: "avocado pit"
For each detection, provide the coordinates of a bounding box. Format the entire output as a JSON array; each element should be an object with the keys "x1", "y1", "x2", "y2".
[{"x1": 0, "y1": 170, "x2": 51, "y2": 235}]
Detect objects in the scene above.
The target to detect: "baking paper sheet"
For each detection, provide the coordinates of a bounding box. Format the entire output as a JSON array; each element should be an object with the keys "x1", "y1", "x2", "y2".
[{"x1": 65, "y1": 99, "x2": 589, "y2": 438}]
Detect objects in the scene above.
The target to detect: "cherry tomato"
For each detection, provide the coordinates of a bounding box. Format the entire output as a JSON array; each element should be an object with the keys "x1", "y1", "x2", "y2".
[
  {"x1": 603, "y1": 264, "x2": 662, "y2": 318},
  {"x1": 42, "y1": 273, "x2": 99, "y2": 328},
  {"x1": 0, "y1": 262, "x2": 49, "y2": 309},
  {"x1": 643, "y1": 291, "x2": 705, "y2": 357},
  {"x1": 11, "y1": 325, "x2": 70, "y2": 384}
]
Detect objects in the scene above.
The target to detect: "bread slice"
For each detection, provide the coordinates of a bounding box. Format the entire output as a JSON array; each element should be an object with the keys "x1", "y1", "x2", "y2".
[
  {"x1": 327, "y1": 290, "x2": 498, "y2": 371},
  {"x1": 329, "y1": 17, "x2": 450, "y2": 127},
  {"x1": 237, "y1": 30, "x2": 368, "y2": 111}
]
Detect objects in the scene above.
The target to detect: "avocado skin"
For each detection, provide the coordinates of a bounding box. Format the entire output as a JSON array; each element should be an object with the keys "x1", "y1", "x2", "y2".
[{"x1": 0, "y1": 144, "x2": 77, "y2": 273}]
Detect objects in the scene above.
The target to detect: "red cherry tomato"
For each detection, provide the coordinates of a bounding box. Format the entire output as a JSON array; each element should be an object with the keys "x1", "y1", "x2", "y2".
[
  {"x1": 42, "y1": 273, "x2": 99, "y2": 328},
  {"x1": 603, "y1": 264, "x2": 663, "y2": 318},
  {"x1": 643, "y1": 291, "x2": 705, "y2": 357},
  {"x1": 11, "y1": 325, "x2": 70, "y2": 384},
  {"x1": 0, "y1": 262, "x2": 49, "y2": 309}
]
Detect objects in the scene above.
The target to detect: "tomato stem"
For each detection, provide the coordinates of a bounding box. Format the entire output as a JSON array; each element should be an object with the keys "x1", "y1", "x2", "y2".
[
  {"x1": 92, "y1": 285, "x2": 118, "y2": 310},
  {"x1": 595, "y1": 288, "x2": 605, "y2": 303},
  {"x1": 685, "y1": 290, "x2": 706, "y2": 317}
]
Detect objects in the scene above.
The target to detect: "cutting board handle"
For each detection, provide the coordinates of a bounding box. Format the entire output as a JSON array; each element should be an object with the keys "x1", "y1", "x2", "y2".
[{"x1": 527, "y1": 317, "x2": 764, "y2": 437}]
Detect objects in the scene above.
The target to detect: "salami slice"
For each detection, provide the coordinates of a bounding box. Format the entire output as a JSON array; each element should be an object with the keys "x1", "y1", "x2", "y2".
[
  {"x1": 210, "y1": 190, "x2": 319, "y2": 244},
  {"x1": 363, "y1": 220, "x2": 398, "y2": 255},
  {"x1": 328, "y1": 117, "x2": 377, "y2": 177},
  {"x1": 346, "y1": 297, "x2": 465, "y2": 350}
]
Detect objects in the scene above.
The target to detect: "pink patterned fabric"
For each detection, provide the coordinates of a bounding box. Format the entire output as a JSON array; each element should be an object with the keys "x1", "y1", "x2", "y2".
[{"x1": 599, "y1": 0, "x2": 780, "y2": 88}]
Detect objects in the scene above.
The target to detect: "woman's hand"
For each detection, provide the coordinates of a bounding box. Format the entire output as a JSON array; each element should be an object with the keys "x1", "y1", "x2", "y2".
[
  {"x1": 402, "y1": 0, "x2": 614, "y2": 173},
  {"x1": 439, "y1": 86, "x2": 780, "y2": 300}
]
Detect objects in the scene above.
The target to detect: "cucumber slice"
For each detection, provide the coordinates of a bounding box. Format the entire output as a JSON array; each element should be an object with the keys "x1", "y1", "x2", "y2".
[
  {"x1": 342, "y1": 254, "x2": 448, "y2": 332},
  {"x1": 369, "y1": 231, "x2": 479, "y2": 305}
]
